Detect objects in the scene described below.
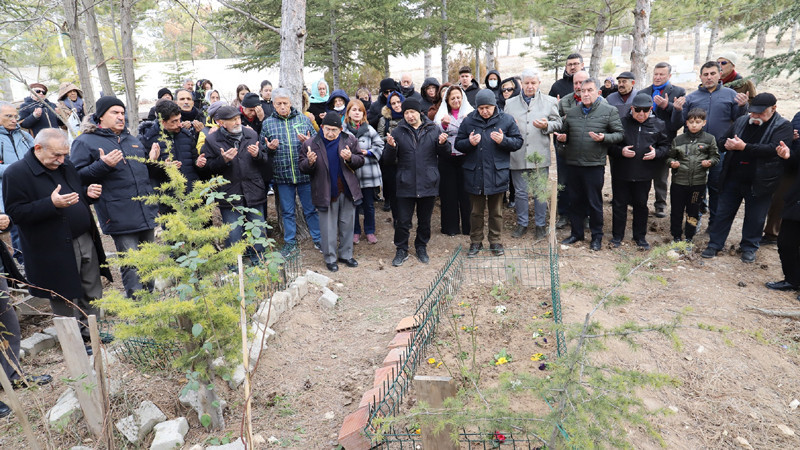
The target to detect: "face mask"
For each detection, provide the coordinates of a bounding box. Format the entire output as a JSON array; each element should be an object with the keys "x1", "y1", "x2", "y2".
[
  {"x1": 334, "y1": 105, "x2": 345, "y2": 112},
  {"x1": 488, "y1": 79, "x2": 498, "y2": 88}
]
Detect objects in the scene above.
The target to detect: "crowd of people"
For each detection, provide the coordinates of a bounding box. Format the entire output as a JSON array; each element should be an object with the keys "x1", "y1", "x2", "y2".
[{"x1": 1, "y1": 49, "x2": 800, "y2": 418}]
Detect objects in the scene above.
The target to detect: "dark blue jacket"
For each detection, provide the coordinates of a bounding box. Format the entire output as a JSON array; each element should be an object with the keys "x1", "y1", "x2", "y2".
[
  {"x1": 138, "y1": 120, "x2": 200, "y2": 187},
  {"x1": 382, "y1": 118, "x2": 450, "y2": 198},
  {"x1": 455, "y1": 109, "x2": 524, "y2": 196},
  {"x1": 18, "y1": 96, "x2": 64, "y2": 137},
  {"x1": 683, "y1": 83, "x2": 746, "y2": 138},
  {"x1": 202, "y1": 126, "x2": 268, "y2": 208},
  {"x1": 70, "y1": 117, "x2": 158, "y2": 235},
  {"x1": 609, "y1": 114, "x2": 670, "y2": 182}
]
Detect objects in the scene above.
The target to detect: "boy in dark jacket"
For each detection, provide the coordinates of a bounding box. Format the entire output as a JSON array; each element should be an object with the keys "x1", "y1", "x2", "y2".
[{"x1": 666, "y1": 108, "x2": 719, "y2": 242}]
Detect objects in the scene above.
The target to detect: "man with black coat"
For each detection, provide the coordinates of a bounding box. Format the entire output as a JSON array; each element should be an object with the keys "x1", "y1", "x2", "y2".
[
  {"x1": 548, "y1": 54, "x2": 584, "y2": 100},
  {"x1": 455, "y1": 90, "x2": 524, "y2": 257},
  {"x1": 3, "y1": 129, "x2": 112, "y2": 346},
  {"x1": 18, "y1": 83, "x2": 64, "y2": 137},
  {"x1": 767, "y1": 130, "x2": 800, "y2": 297},
  {"x1": 399, "y1": 74, "x2": 423, "y2": 103},
  {"x1": 71, "y1": 96, "x2": 159, "y2": 298},
  {"x1": 701, "y1": 93, "x2": 793, "y2": 263},
  {"x1": 175, "y1": 88, "x2": 204, "y2": 134},
  {"x1": 458, "y1": 66, "x2": 481, "y2": 107},
  {"x1": 240, "y1": 93, "x2": 263, "y2": 136},
  {"x1": 383, "y1": 98, "x2": 450, "y2": 266},
  {"x1": 202, "y1": 106, "x2": 270, "y2": 262},
  {"x1": 139, "y1": 100, "x2": 200, "y2": 191},
  {"x1": 608, "y1": 93, "x2": 670, "y2": 249},
  {"x1": 639, "y1": 62, "x2": 686, "y2": 218},
  {"x1": 368, "y1": 78, "x2": 398, "y2": 129}
]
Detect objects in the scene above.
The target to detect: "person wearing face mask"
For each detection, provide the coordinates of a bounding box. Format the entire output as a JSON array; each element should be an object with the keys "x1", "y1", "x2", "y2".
[
  {"x1": 701, "y1": 93, "x2": 792, "y2": 264},
  {"x1": 484, "y1": 70, "x2": 502, "y2": 104},
  {"x1": 325, "y1": 89, "x2": 350, "y2": 124}
]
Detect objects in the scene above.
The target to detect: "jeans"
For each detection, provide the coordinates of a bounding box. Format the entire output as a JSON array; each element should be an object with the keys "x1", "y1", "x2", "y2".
[
  {"x1": 707, "y1": 180, "x2": 773, "y2": 252},
  {"x1": 219, "y1": 204, "x2": 267, "y2": 262},
  {"x1": 611, "y1": 179, "x2": 650, "y2": 241},
  {"x1": 394, "y1": 196, "x2": 435, "y2": 251},
  {"x1": 670, "y1": 183, "x2": 705, "y2": 241},
  {"x1": 112, "y1": 229, "x2": 155, "y2": 298},
  {"x1": 567, "y1": 166, "x2": 605, "y2": 241},
  {"x1": 354, "y1": 187, "x2": 376, "y2": 235},
  {"x1": 276, "y1": 182, "x2": 321, "y2": 245},
  {"x1": 469, "y1": 193, "x2": 504, "y2": 244},
  {"x1": 511, "y1": 168, "x2": 549, "y2": 228}
]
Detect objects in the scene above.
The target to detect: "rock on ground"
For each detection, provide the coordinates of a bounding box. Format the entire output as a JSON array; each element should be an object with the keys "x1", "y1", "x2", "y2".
[
  {"x1": 47, "y1": 388, "x2": 82, "y2": 427},
  {"x1": 150, "y1": 417, "x2": 189, "y2": 450}
]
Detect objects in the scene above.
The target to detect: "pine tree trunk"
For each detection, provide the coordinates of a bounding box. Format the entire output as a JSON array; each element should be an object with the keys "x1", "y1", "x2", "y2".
[
  {"x1": 666, "y1": 29, "x2": 670, "y2": 52},
  {"x1": 790, "y1": 22, "x2": 798, "y2": 53},
  {"x1": 755, "y1": 28, "x2": 767, "y2": 59},
  {"x1": 589, "y1": 8, "x2": 609, "y2": 79},
  {"x1": 705, "y1": 25, "x2": 718, "y2": 63},
  {"x1": 329, "y1": 14, "x2": 340, "y2": 90},
  {"x1": 81, "y1": 0, "x2": 113, "y2": 102},
  {"x1": 693, "y1": 22, "x2": 701, "y2": 66},
  {"x1": 630, "y1": 0, "x2": 651, "y2": 84},
  {"x1": 441, "y1": 0, "x2": 448, "y2": 81},
  {"x1": 485, "y1": 4, "x2": 496, "y2": 70},
  {"x1": 120, "y1": 0, "x2": 139, "y2": 133},
  {"x1": 423, "y1": 8, "x2": 432, "y2": 78},
  {"x1": 279, "y1": 0, "x2": 306, "y2": 111},
  {"x1": 507, "y1": 15, "x2": 512, "y2": 56},
  {"x1": 62, "y1": 0, "x2": 96, "y2": 111}
]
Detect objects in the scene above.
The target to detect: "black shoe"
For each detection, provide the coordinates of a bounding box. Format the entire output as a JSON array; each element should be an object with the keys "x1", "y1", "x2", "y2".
[
  {"x1": 382, "y1": 203, "x2": 392, "y2": 212},
  {"x1": 589, "y1": 238, "x2": 601, "y2": 251},
  {"x1": 338, "y1": 258, "x2": 358, "y2": 268},
  {"x1": 610, "y1": 238, "x2": 622, "y2": 248},
  {"x1": 85, "y1": 344, "x2": 93, "y2": 356},
  {"x1": 760, "y1": 235, "x2": 778, "y2": 246},
  {"x1": 701, "y1": 247, "x2": 719, "y2": 259},
  {"x1": 313, "y1": 241, "x2": 322, "y2": 253},
  {"x1": 765, "y1": 280, "x2": 799, "y2": 291},
  {"x1": 416, "y1": 247, "x2": 430, "y2": 264},
  {"x1": 556, "y1": 216, "x2": 569, "y2": 229},
  {"x1": 511, "y1": 225, "x2": 528, "y2": 238},
  {"x1": 534, "y1": 226, "x2": 547, "y2": 239},
  {"x1": 507, "y1": 200, "x2": 516, "y2": 209},
  {"x1": 741, "y1": 250, "x2": 756, "y2": 263},
  {"x1": 325, "y1": 262, "x2": 339, "y2": 272},
  {"x1": 489, "y1": 243, "x2": 505, "y2": 256},
  {"x1": 392, "y1": 249, "x2": 409, "y2": 267},
  {"x1": 654, "y1": 208, "x2": 666, "y2": 218},
  {"x1": 467, "y1": 243, "x2": 483, "y2": 258},
  {"x1": 561, "y1": 236, "x2": 583, "y2": 245},
  {"x1": 635, "y1": 239, "x2": 650, "y2": 250},
  {"x1": 0, "y1": 401, "x2": 10, "y2": 419},
  {"x1": 12, "y1": 374, "x2": 53, "y2": 389}
]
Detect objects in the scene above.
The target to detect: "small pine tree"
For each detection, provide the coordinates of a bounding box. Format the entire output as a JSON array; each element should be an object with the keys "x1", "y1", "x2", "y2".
[
  {"x1": 536, "y1": 29, "x2": 579, "y2": 81},
  {"x1": 162, "y1": 60, "x2": 196, "y2": 92}
]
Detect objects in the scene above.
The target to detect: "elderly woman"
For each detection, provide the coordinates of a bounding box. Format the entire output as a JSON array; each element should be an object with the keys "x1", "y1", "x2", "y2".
[
  {"x1": 601, "y1": 76, "x2": 618, "y2": 98},
  {"x1": 57, "y1": 82, "x2": 85, "y2": 121},
  {"x1": 308, "y1": 79, "x2": 330, "y2": 126},
  {"x1": 433, "y1": 85, "x2": 474, "y2": 236}
]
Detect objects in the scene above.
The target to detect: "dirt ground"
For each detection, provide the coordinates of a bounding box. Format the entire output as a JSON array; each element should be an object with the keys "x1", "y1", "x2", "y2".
[{"x1": 2, "y1": 30, "x2": 800, "y2": 449}]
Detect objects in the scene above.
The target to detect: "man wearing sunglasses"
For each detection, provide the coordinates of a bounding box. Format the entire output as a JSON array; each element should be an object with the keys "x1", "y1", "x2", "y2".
[
  {"x1": 18, "y1": 83, "x2": 64, "y2": 137},
  {"x1": 368, "y1": 78, "x2": 398, "y2": 129},
  {"x1": 717, "y1": 51, "x2": 757, "y2": 101}
]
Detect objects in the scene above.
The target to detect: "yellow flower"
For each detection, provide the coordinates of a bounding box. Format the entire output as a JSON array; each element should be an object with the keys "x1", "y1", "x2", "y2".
[
  {"x1": 531, "y1": 353, "x2": 544, "y2": 361},
  {"x1": 461, "y1": 326, "x2": 467, "y2": 330},
  {"x1": 532, "y1": 315, "x2": 538, "y2": 319},
  {"x1": 415, "y1": 428, "x2": 421, "y2": 434},
  {"x1": 495, "y1": 356, "x2": 508, "y2": 366},
  {"x1": 428, "y1": 357, "x2": 436, "y2": 364},
  {"x1": 436, "y1": 362, "x2": 443, "y2": 368}
]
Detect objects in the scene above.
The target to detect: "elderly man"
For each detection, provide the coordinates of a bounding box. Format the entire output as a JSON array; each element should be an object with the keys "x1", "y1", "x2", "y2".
[
  {"x1": 299, "y1": 112, "x2": 365, "y2": 272},
  {"x1": 555, "y1": 78, "x2": 624, "y2": 251},
  {"x1": 18, "y1": 83, "x2": 63, "y2": 137},
  {"x1": 608, "y1": 93, "x2": 670, "y2": 249},
  {"x1": 606, "y1": 72, "x2": 639, "y2": 119},
  {"x1": 767, "y1": 134, "x2": 800, "y2": 295},
  {"x1": 384, "y1": 98, "x2": 450, "y2": 266},
  {"x1": 4, "y1": 129, "x2": 112, "y2": 349},
  {"x1": 504, "y1": 70, "x2": 562, "y2": 239},
  {"x1": 554, "y1": 70, "x2": 590, "y2": 228},
  {"x1": 261, "y1": 88, "x2": 321, "y2": 254},
  {"x1": 201, "y1": 106, "x2": 269, "y2": 262},
  {"x1": 718, "y1": 51, "x2": 757, "y2": 101},
  {"x1": 0, "y1": 102, "x2": 34, "y2": 263},
  {"x1": 71, "y1": 96, "x2": 159, "y2": 298},
  {"x1": 455, "y1": 90, "x2": 523, "y2": 257},
  {"x1": 398, "y1": 73, "x2": 422, "y2": 103},
  {"x1": 701, "y1": 93, "x2": 792, "y2": 263},
  {"x1": 676, "y1": 61, "x2": 749, "y2": 228},
  {"x1": 174, "y1": 88, "x2": 204, "y2": 133},
  {"x1": 640, "y1": 62, "x2": 686, "y2": 218},
  {"x1": 549, "y1": 53, "x2": 585, "y2": 99}
]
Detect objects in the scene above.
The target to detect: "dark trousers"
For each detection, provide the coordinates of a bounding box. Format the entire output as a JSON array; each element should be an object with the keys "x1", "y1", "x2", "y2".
[
  {"x1": 707, "y1": 180, "x2": 773, "y2": 252},
  {"x1": 778, "y1": 218, "x2": 800, "y2": 286},
  {"x1": 112, "y1": 229, "x2": 155, "y2": 298},
  {"x1": 706, "y1": 153, "x2": 724, "y2": 226},
  {"x1": 556, "y1": 152, "x2": 570, "y2": 216},
  {"x1": 763, "y1": 172, "x2": 794, "y2": 239},
  {"x1": 380, "y1": 161, "x2": 398, "y2": 220},
  {"x1": 469, "y1": 193, "x2": 504, "y2": 244},
  {"x1": 354, "y1": 187, "x2": 376, "y2": 235},
  {"x1": 567, "y1": 165, "x2": 605, "y2": 241},
  {"x1": 394, "y1": 196, "x2": 435, "y2": 252},
  {"x1": 220, "y1": 204, "x2": 267, "y2": 263},
  {"x1": 670, "y1": 183, "x2": 705, "y2": 241},
  {"x1": 0, "y1": 277, "x2": 21, "y2": 381},
  {"x1": 652, "y1": 164, "x2": 669, "y2": 211},
  {"x1": 9, "y1": 224, "x2": 23, "y2": 265},
  {"x1": 51, "y1": 232, "x2": 102, "y2": 340},
  {"x1": 438, "y1": 156, "x2": 471, "y2": 235},
  {"x1": 611, "y1": 179, "x2": 650, "y2": 241}
]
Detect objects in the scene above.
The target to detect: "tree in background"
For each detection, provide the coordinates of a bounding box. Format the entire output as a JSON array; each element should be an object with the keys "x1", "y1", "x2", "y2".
[{"x1": 536, "y1": 28, "x2": 579, "y2": 80}]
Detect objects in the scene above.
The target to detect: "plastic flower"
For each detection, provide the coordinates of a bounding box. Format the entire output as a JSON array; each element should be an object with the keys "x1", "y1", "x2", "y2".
[
  {"x1": 415, "y1": 428, "x2": 421, "y2": 434},
  {"x1": 427, "y1": 357, "x2": 436, "y2": 364},
  {"x1": 494, "y1": 431, "x2": 506, "y2": 443},
  {"x1": 531, "y1": 353, "x2": 544, "y2": 361},
  {"x1": 538, "y1": 363, "x2": 548, "y2": 371},
  {"x1": 436, "y1": 362, "x2": 443, "y2": 368},
  {"x1": 495, "y1": 356, "x2": 508, "y2": 366}
]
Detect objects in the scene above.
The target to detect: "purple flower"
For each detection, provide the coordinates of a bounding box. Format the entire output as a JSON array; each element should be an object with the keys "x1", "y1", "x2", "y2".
[
  {"x1": 538, "y1": 363, "x2": 547, "y2": 371},
  {"x1": 543, "y1": 338, "x2": 548, "y2": 344}
]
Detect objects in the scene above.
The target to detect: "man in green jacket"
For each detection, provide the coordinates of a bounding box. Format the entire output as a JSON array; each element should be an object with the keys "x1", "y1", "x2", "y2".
[{"x1": 555, "y1": 78, "x2": 624, "y2": 251}]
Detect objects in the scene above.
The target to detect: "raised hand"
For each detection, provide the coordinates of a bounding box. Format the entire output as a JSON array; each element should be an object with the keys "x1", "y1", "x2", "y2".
[
  {"x1": 653, "y1": 93, "x2": 668, "y2": 110},
  {"x1": 33, "y1": 107, "x2": 42, "y2": 118},
  {"x1": 267, "y1": 138, "x2": 279, "y2": 150},
  {"x1": 621, "y1": 145, "x2": 636, "y2": 158},
  {"x1": 0, "y1": 214, "x2": 10, "y2": 230},
  {"x1": 734, "y1": 92, "x2": 748, "y2": 107},
  {"x1": 196, "y1": 153, "x2": 207, "y2": 168},
  {"x1": 469, "y1": 130, "x2": 481, "y2": 146},
  {"x1": 588, "y1": 131, "x2": 604, "y2": 142},
  {"x1": 386, "y1": 134, "x2": 396, "y2": 147},
  {"x1": 340, "y1": 145, "x2": 352, "y2": 161},
  {"x1": 642, "y1": 145, "x2": 656, "y2": 160},
  {"x1": 725, "y1": 134, "x2": 745, "y2": 151},
  {"x1": 554, "y1": 132, "x2": 567, "y2": 143},
  {"x1": 255, "y1": 105, "x2": 265, "y2": 121},
  {"x1": 51, "y1": 184, "x2": 79, "y2": 208},
  {"x1": 297, "y1": 131, "x2": 311, "y2": 143},
  {"x1": 672, "y1": 96, "x2": 686, "y2": 111},
  {"x1": 307, "y1": 147, "x2": 317, "y2": 165},
  {"x1": 149, "y1": 142, "x2": 161, "y2": 160},
  {"x1": 777, "y1": 140, "x2": 791, "y2": 159},
  {"x1": 221, "y1": 146, "x2": 238, "y2": 163},
  {"x1": 670, "y1": 161, "x2": 681, "y2": 169},
  {"x1": 438, "y1": 133, "x2": 448, "y2": 144},
  {"x1": 532, "y1": 118, "x2": 548, "y2": 129},
  {"x1": 99, "y1": 147, "x2": 124, "y2": 167},
  {"x1": 490, "y1": 128, "x2": 504, "y2": 144},
  {"x1": 700, "y1": 160, "x2": 712, "y2": 168},
  {"x1": 87, "y1": 184, "x2": 102, "y2": 199},
  {"x1": 247, "y1": 143, "x2": 259, "y2": 157}
]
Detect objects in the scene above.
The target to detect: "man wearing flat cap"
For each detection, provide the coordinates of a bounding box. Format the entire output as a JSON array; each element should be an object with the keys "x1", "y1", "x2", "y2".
[
  {"x1": 383, "y1": 97, "x2": 450, "y2": 266},
  {"x1": 606, "y1": 71, "x2": 639, "y2": 119},
  {"x1": 608, "y1": 93, "x2": 670, "y2": 250},
  {"x1": 701, "y1": 93, "x2": 793, "y2": 263},
  {"x1": 71, "y1": 96, "x2": 159, "y2": 298},
  {"x1": 18, "y1": 83, "x2": 64, "y2": 137}
]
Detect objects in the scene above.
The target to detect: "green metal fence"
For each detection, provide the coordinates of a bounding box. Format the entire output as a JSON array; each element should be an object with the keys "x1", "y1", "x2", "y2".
[{"x1": 365, "y1": 243, "x2": 564, "y2": 447}]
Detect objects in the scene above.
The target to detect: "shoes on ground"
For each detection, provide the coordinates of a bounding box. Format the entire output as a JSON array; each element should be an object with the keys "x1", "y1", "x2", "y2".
[
  {"x1": 654, "y1": 208, "x2": 666, "y2": 218},
  {"x1": 416, "y1": 247, "x2": 429, "y2": 264},
  {"x1": 392, "y1": 249, "x2": 409, "y2": 267},
  {"x1": 366, "y1": 234, "x2": 377, "y2": 244},
  {"x1": 589, "y1": 238, "x2": 602, "y2": 251},
  {"x1": 467, "y1": 243, "x2": 483, "y2": 258},
  {"x1": 338, "y1": 257, "x2": 358, "y2": 268},
  {"x1": 635, "y1": 239, "x2": 650, "y2": 250},
  {"x1": 325, "y1": 262, "x2": 339, "y2": 272},
  {"x1": 489, "y1": 243, "x2": 504, "y2": 256},
  {"x1": 0, "y1": 401, "x2": 10, "y2": 418},
  {"x1": 511, "y1": 225, "x2": 528, "y2": 238},
  {"x1": 556, "y1": 216, "x2": 569, "y2": 229},
  {"x1": 561, "y1": 236, "x2": 582, "y2": 245},
  {"x1": 741, "y1": 250, "x2": 756, "y2": 263},
  {"x1": 313, "y1": 241, "x2": 322, "y2": 253},
  {"x1": 353, "y1": 234, "x2": 360, "y2": 244},
  {"x1": 610, "y1": 238, "x2": 622, "y2": 248},
  {"x1": 534, "y1": 225, "x2": 547, "y2": 239},
  {"x1": 701, "y1": 247, "x2": 719, "y2": 259},
  {"x1": 12, "y1": 374, "x2": 52, "y2": 390},
  {"x1": 765, "y1": 280, "x2": 799, "y2": 291}
]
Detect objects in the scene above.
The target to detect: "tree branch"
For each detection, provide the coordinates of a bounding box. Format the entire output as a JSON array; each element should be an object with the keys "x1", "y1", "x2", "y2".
[{"x1": 217, "y1": 0, "x2": 280, "y2": 34}]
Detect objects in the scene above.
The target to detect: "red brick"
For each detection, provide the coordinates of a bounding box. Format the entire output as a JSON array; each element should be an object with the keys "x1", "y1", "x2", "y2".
[
  {"x1": 358, "y1": 385, "x2": 384, "y2": 408},
  {"x1": 388, "y1": 331, "x2": 413, "y2": 349},
  {"x1": 381, "y1": 347, "x2": 407, "y2": 367},
  {"x1": 395, "y1": 314, "x2": 423, "y2": 332},
  {"x1": 373, "y1": 365, "x2": 402, "y2": 388},
  {"x1": 338, "y1": 406, "x2": 371, "y2": 450}
]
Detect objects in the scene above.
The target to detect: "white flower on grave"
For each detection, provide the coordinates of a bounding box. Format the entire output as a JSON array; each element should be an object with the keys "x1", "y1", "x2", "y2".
[{"x1": 495, "y1": 305, "x2": 507, "y2": 315}]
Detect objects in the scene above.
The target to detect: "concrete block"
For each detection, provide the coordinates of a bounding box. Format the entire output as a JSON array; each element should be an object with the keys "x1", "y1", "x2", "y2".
[
  {"x1": 20, "y1": 332, "x2": 56, "y2": 357},
  {"x1": 271, "y1": 291, "x2": 290, "y2": 316},
  {"x1": 48, "y1": 388, "x2": 83, "y2": 427},
  {"x1": 153, "y1": 417, "x2": 189, "y2": 436},
  {"x1": 116, "y1": 415, "x2": 139, "y2": 443},
  {"x1": 253, "y1": 302, "x2": 279, "y2": 328},
  {"x1": 286, "y1": 283, "x2": 300, "y2": 308},
  {"x1": 229, "y1": 364, "x2": 246, "y2": 390},
  {"x1": 150, "y1": 417, "x2": 189, "y2": 450},
  {"x1": 318, "y1": 287, "x2": 338, "y2": 309},
  {"x1": 115, "y1": 400, "x2": 167, "y2": 443},
  {"x1": 305, "y1": 270, "x2": 331, "y2": 288},
  {"x1": 293, "y1": 275, "x2": 309, "y2": 299},
  {"x1": 42, "y1": 326, "x2": 58, "y2": 338},
  {"x1": 206, "y1": 437, "x2": 245, "y2": 450}
]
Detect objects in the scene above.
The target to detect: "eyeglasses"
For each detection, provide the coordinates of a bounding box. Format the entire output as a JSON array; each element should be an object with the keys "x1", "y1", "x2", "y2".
[
  {"x1": 719, "y1": 61, "x2": 729, "y2": 65},
  {"x1": 382, "y1": 90, "x2": 393, "y2": 95},
  {"x1": 502, "y1": 88, "x2": 515, "y2": 92},
  {"x1": 633, "y1": 107, "x2": 651, "y2": 113},
  {"x1": 33, "y1": 89, "x2": 45, "y2": 94},
  {"x1": 1, "y1": 114, "x2": 16, "y2": 119}
]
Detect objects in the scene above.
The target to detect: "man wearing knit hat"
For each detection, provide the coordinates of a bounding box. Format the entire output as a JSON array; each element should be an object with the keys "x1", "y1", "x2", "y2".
[
  {"x1": 383, "y1": 97, "x2": 450, "y2": 266},
  {"x1": 240, "y1": 92, "x2": 263, "y2": 135},
  {"x1": 455, "y1": 89, "x2": 524, "y2": 257},
  {"x1": 71, "y1": 96, "x2": 159, "y2": 298},
  {"x1": 18, "y1": 83, "x2": 63, "y2": 137},
  {"x1": 717, "y1": 51, "x2": 757, "y2": 101},
  {"x1": 299, "y1": 112, "x2": 365, "y2": 272}
]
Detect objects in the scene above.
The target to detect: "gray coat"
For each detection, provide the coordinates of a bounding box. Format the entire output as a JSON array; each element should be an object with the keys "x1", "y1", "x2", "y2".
[
  {"x1": 503, "y1": 93, "x2": 562, "y2": 169},
  {"x1": 346, "y1": 123, "x2": 384, "y2": 189}
]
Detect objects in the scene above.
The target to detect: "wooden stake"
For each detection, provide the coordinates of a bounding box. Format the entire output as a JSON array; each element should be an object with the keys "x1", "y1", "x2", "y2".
[
  {"x1": 53, "y1": 316, "x2": 104, "y2": 438},
  {"x1": 0, "y1": 365, "x2": 42, "y2": 450},
  {"x1": 238, "y1": 255, "x2": 254, "y2": 447},
  {"x1": 413, "y1": 375, "x2": 458, "y2": 450},
  {"x1": 88, "y1": 315, "x2": 114, "y2": 449}
]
